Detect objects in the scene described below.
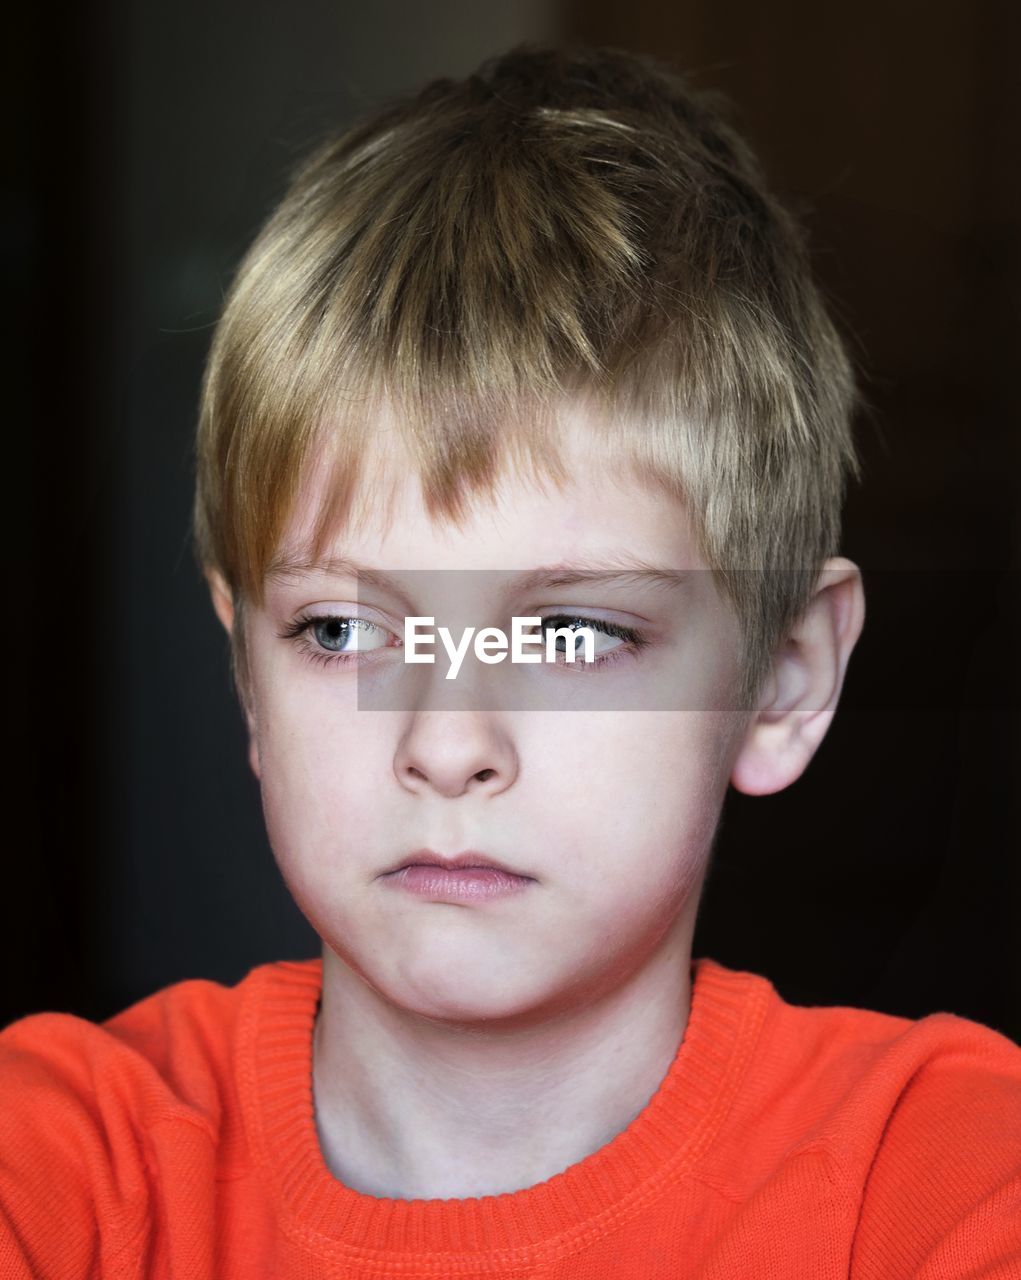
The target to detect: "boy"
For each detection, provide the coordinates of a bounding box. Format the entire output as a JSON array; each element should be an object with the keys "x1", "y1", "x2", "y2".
[{"x1": 3, "y1": 43, "x2": 1020, "y2": 1278}]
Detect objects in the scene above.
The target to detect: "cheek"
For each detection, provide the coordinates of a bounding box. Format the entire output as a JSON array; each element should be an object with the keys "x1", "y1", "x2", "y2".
[
  {"x1": 253, "y1": 687, "x2": 381, "y2": 871},
  {"x1": 556, "y1": 711, "x2": 726, "y2": 822},
  {"x1": 256, "y1": 724, "x2": 396, "y2": 957},
  {"x1": 528, "y1": 713, "x2": 729, "y2": 890}
]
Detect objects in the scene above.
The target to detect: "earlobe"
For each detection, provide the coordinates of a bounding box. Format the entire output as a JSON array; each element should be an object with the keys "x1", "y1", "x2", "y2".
[
  {"x1": 730, "y1": 558, "x2": 865, "y2": 797},
  {"x1": 730, "y1": 715, "x2": 814, "y2": 797}
]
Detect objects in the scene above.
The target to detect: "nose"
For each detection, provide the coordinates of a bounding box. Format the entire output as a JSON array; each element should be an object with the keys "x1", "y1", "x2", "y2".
[{"x1": 394, "y1": 710, "x2": 517, "y2": 798}]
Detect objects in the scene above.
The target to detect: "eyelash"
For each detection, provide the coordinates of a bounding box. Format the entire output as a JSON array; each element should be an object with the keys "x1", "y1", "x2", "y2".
[{"x1": 277, "y1": 614, "x2": 649, "y2": 673}]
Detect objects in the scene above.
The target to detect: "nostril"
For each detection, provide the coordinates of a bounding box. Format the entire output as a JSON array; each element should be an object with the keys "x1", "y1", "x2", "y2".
[{"x1": 475, "y1": 769, "x2": 495, "y2": 782}]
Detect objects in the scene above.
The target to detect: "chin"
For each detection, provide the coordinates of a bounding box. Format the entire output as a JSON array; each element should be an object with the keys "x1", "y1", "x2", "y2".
[{"x1": 383, "y1": 966, "x2": 566, "y2": 1031}]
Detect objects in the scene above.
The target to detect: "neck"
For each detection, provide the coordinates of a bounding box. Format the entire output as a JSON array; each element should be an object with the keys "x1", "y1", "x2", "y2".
[{"x1": 311, "y1": 915, "x2": 697, "y2": 1201}]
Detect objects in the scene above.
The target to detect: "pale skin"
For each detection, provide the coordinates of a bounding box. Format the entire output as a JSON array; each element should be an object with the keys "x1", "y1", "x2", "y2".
[{"x1": 208, "y1": 414, "x2": 865, "y2": 1201}]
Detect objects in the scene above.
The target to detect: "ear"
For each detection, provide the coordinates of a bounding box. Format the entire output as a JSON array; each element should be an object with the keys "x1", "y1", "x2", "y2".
[
  {"x1": 205, "y1": 569, "x2": 261, "y2": 782},
  {"x1": 246, "y1": 731, "x2": 261, "y2": 782},
  {"x1": 206, "y1": 568, "x2": 235, "y2": 635},
  {"x1": 730, "y1": 557, "x2": 865, "y2": 796}
]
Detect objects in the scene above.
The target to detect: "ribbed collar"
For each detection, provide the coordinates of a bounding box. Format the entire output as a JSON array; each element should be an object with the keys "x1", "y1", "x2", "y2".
[{"x1": 238, "y1": 954, "x2": 771, "y2": 1263}]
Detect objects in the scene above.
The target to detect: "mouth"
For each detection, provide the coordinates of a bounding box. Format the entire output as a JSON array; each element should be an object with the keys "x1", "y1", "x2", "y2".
[{"x1": 385, "y1": 849, "x2": 535, "y2": 879}]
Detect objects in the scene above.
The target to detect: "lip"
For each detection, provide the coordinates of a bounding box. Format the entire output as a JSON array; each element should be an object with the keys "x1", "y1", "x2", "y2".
[
  {"x1": 382, "y1": 864, "x2": 535, "y2": 902},
  {"x1": 385, "y1": 849, "x2": 534, "y2": 879}
]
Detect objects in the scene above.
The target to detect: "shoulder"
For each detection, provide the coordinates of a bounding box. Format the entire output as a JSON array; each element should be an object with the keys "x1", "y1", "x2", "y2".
[
  {"x1": 703, "y1": 956, "x2": 1021, "y2": 1115},
  {"x1": 775, "y1": 990, "x2": 1021, "y2": 1125},
  {"x1": 0, "y1": 959, "x2": 317, "y2": 1275},
  {"x1": 0, "y1": 959, "x2": 322, "y2": 1131},
  {"x1": 839, "y1": 1009, "x2": 1021, "y2": 1272},
  {"x1": 702, "y1": 958, "x2": 1021, "y2": 1180},
  {"x1": 746, "y1": 974, "x2": 1021, "y2": 1151},
  {"x1": 3, "y1": 964, "x2": 261, "y2": 1116},
  {"x1": 738, "y1": 970, "x2": 1021, "y2": 1272}
]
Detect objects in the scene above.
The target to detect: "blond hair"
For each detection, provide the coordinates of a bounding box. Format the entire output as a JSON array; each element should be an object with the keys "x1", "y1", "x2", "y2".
[{"x1": 194, "y1": 44, "x2": 860, "y2": 707}]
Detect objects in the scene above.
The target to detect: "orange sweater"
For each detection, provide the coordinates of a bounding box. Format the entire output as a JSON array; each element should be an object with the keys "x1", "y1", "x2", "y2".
[{"x1": 2, "y1": 956, "x2": 1020, "y2": 1278}]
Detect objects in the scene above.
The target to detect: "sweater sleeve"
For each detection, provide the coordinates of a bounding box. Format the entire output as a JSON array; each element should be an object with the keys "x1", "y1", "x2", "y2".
[
  {"x1": 0, "y1": 1012, "x2": 154, "y2": 1279},
  {"x1": 848, "y1": 1014, "x2": 1021, "y2": 1280}
]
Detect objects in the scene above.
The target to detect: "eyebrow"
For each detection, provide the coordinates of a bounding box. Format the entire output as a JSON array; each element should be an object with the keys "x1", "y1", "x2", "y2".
[{"x1": 266, "y1": 554, "x2": 690, "y2": 601}]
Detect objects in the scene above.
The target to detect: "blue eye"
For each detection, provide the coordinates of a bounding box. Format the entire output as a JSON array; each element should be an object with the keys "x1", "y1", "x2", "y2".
[
  {"x1": 279, "y1": 614, "x2": 395, "y2": 667},
  {"x1": 312, "y1": 617, "x2": 356, "y2": 651}
]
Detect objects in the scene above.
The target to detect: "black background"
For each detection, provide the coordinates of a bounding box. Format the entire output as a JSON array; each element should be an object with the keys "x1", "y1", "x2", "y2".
[{"x1": 5, "y1": 1, "x2": 1018, "y2": 1040}]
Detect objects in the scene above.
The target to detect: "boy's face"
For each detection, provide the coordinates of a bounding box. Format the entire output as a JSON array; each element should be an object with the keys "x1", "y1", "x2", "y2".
[{"x1": 231, "y1": 413, "x2": 753, "y2": 1027}]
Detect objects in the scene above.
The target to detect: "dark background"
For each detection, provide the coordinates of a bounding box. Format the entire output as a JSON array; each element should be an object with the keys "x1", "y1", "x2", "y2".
[{"x1": 6, "y1": 1, "x2": 1018, "y2": 1039}]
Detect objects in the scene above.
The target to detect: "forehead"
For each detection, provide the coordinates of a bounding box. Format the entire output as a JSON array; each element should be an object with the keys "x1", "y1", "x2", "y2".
[{"x1": 275, "y1": 406, "x2": 706, "y2": 577}]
